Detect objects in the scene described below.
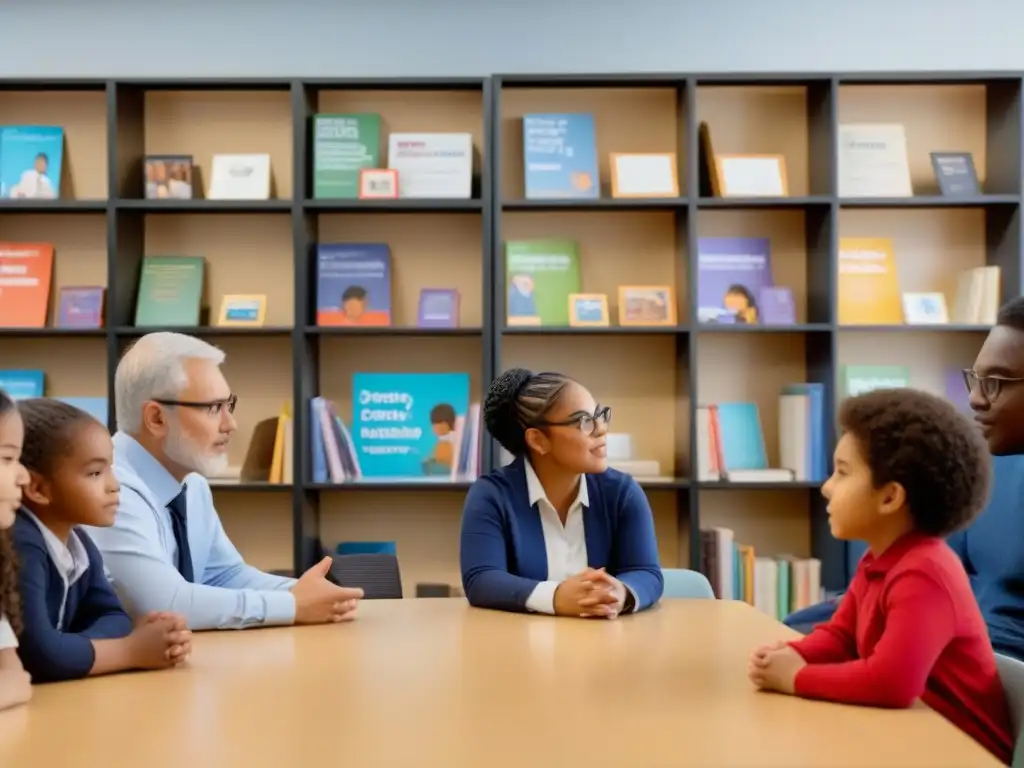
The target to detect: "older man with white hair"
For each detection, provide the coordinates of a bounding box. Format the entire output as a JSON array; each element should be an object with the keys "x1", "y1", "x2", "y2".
[{"x1": 86, "y1": 332, "x2": 363, "y2": 631}]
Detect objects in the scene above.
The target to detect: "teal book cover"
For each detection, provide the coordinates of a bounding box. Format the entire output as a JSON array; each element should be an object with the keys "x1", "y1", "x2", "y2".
[
  {"x1": 313, "y1": 113, "x2": 381, "y2": 199},
  {"x1": 0, "y1": 369, "x2": 44, "y2": 399},
  {"x1": 522, "y1": 113, "x2": 598, "y2": 199},
  {"x1": 0, "y1": 126, "x2": 64, "y2": 199},
  {"x1": 351, "y1": 372, "x2": 470, "y2": 479}
]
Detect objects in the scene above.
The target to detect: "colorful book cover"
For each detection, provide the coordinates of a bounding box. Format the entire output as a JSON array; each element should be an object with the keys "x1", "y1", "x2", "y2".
[
  {"x1": 351, "y1": 372, "x2": 470, "y2": 478},
  {"x1": 841, "y1": 365, "x2": 910, "y2": 398},
  {"x1": 697, "y1": 238, "x2": 774, "y2": 324},
  {"x1": 313, "y1": 114, "x2": 381, "y2": 199},
  {"x1": 134, "y1": 256, "x2": 205, "y2": 327},
  {"x1": 714, "y1": 402, "x2": 768, "y2": 471},
  {"x1": 316, "y1": 243, "x2": 391, "y2": 326},
  {"x1": 505, "y1": 239, "x2": 581, "y2": 326},
  {"x1": 838, "y1": 238, "x2": 902, "y2": 325},
  {"x1": 417, "y1": 288, "x2": 459, "y2": 328},
  {"x1": 522, "y1": 114, "x2": 599, "y2": 199},
  {"x1": 0, "y1": 370, "x2": 44, "y2": 399},
  {"x1": 0, "y1": 126, "x2": 64, "y2": 199},
  {"x1": 57, "y1": 286, "x2": 104, "y2": 328},
  {"x1": 0, "y1": 242, "x2": 54, "y2": 327},
  {"x1": 758, "y1": 286, "x2": 796, "y2": 324}
]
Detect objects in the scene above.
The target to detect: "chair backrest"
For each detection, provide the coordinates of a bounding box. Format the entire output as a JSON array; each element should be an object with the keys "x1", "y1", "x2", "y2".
[
  {"x1": 336, "y1": 540, "x2": 397, "y2": 556},
  {"x1": 330, "y1": 553, "x2": 403, "y2": 599},
  {"x1": 661, "y1": 568, "x2": 715, "y2": 600}
]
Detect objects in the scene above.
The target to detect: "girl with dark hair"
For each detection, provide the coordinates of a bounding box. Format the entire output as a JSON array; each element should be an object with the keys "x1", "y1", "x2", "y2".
[
  {"x1": 459, "y1": 368, "x2": 663, "y2": 617},
  {"x1": 0, "y1": 388, "x2": 32, "y2": 710}
]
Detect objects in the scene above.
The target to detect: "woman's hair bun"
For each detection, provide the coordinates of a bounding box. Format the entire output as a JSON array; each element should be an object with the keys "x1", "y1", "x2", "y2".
[{"x1": 483, "y1": 367, "x2": 533, "y2": 455}]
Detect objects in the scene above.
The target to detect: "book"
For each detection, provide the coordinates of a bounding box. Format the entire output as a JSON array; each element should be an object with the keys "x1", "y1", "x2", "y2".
[
  {"x1": 386, "y1": 133, "x2": 472, "y2": 198},
  {"x1": 0, "y1": 126, "x2": 64, "y2": 199},
  {"x1": 841, "y1": 365, "x2": 910, "y2": 397},
  {"x1": 696, "y1": 237, "x2": 773, "y2": 324},
  {"x1": 0, "y1": 370, "x2": 43, "y2": 399},
  {"x1": 145, "y1": 155, "x2": 193, "y2": 199},
  {"x1": 837, "y1": 238, "x2": 902, "y2": 324},
  {"x1": 207, "y1": 154, "x2": 271, "y2": 200},
  {"x1": 350, "y1": 372, "x2": 471, "y2": 479},
  {"x1": 134, "y1": 256, "x2": 205, "y2": 327},
  {"x1": 0, "y1": 242, "x2": 53, "y2": 327},
  {"x1": 316, "y1": 243, "x2": 391, "y2": 326},
  {"x1": 57, "y1": 286, "x2": 104, "y2": 328},
  {"x1": 505, "y1": 239, "x2": 581, "y2": 327},
  {"x1": 417, "y1": 289, "x2": 460, "y2": 328},
  {"x1": 522, "y1": 114, "x2": 599, "y2": 199},
  {"x1": 313, "y1": 114, "x2": 382, "y2": 199}
]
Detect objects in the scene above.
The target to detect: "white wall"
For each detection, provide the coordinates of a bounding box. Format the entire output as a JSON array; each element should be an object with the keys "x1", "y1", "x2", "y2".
[{"x1": 0, "y1": 0, "x2": 1012, "y2": 78}]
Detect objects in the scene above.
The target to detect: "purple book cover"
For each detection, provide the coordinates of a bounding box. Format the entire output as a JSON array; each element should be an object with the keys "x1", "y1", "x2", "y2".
[
  {"x1": 417, "y1": 288, "x2": 459, "y2": 328},
  {"x1": 57, "y1": 286, "x2": 104, "y2": 328},
  {"x1": 945, "y1": 368, "x2": 970, "y2": 413},
  {"x1": 697, "y1": 237, "x2": 773, "y2": 324},
  {"x1": 315, "y1": 243, "x2": 391, "y2": 327},
  {"x1": 758, "y1": 286, "x2": 795, "y2": 324}
]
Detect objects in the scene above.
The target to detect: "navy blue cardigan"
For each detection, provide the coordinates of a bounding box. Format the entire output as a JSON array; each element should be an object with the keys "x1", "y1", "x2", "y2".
[
  {"x1": 459, "y1": 458, "x2": 664, "y2": 613},
  {"x1": 12, "y1": 510, "x2": 133, "y2": 682}
]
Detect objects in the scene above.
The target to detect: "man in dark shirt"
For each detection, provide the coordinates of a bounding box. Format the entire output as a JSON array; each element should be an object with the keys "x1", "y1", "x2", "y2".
[{"x1": 785, "y1": 297, "x2": 1024, "y2": 661}]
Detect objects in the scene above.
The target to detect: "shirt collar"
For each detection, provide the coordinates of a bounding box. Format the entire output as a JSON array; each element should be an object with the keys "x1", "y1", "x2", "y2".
[
  {"x1": 20, "y1": 508, "x2": 90, "y2": 586},
  {"x1": 113, "y1": 431, "x2": 185, "y2": 508},
  {"x1": 861, "y1": 531, "x2": 931, "y2": 578},
  {"x1": 524, "y1": 459, "x2": 589, "y2": 510}
]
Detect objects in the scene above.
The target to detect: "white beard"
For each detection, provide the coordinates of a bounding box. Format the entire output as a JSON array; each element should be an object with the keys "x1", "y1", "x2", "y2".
[{"x1": 164, "y1": 418, "x2": 229, "y2": 478}]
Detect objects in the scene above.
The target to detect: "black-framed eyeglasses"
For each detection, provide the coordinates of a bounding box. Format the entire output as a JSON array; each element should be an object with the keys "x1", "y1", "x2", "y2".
[
  {"x1": 962, "y1": 369, "x2": 1024, "y2": 402},
  {"x1": 153, "y1": 394, "x2": 237, "y2": 418},
  {"x1": 533, "y1": 405, "x2": 612, "y2": 436}
]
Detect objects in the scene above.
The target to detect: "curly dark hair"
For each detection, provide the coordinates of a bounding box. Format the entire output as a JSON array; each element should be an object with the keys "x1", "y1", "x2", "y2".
[
  {"x1": 838, "y1": 387, "x2": 991, "y2": 537},
  {"x1": 997, "y1": 295, "x2": 1024, "y2": 332},
  {"x1": 483, "y1": 368, "x2": 575, "y2": 456},
  {"x1": 18, "y1": 397, "x2": 98, "y2": 475},
  {"x1": 0, "y1": 389, "x2": 22, "y2": 635}
]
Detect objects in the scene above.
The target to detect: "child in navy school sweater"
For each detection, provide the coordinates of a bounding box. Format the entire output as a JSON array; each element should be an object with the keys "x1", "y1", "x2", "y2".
[{"x1": 12, "y1": 398, "x2": 193, "y2": 683}]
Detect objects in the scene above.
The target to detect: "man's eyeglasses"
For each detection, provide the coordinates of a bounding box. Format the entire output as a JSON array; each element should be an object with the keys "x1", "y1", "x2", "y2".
[
  {"x1": 962, "y1": 369, "x2": 1024, "y2": 402},
  {"x1": 534, "y1": 406, "x2": 612, "y2": 436},
  {"x1": 154, "y1": 394, "x2": 238, "y2": 418}
]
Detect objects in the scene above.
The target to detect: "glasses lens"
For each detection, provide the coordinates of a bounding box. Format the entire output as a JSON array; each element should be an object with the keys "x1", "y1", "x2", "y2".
[
  {"x1": 600, "y1": 407, "x2": 612, "y2": 426},
  {"x1": 982, "y1": 378, "x2": 1001, "y2": 401},
  {"x1": 579, "y1": 415, "x2": 595, "y2": 435}
]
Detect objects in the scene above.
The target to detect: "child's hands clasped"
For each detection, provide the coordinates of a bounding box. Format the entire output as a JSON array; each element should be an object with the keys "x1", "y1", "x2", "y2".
[
  {"x1": 130, "y1": 611, "x2": 192, "y2": 669},
  {"x1": 748, "y1": 640, "x2": 807, "y2": 694}
]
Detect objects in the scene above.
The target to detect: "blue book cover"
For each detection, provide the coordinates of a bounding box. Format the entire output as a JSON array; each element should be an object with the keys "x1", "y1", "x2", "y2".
[
  {"x1": 0, "y1": 126, "x2": 64, "y2": 199},
  {"x1": 351, "y1": 372, "x2": 470, "y2": 478},
  {"x1": 0, "y1": 369, "x2": 44, "y2": 399},
  {"x1": 309, "y1": 397, "x2": 328, "y2": 483},
  {"x1": 697, "y1": 237, "x2": 774, "y2": 324},
  {"x1": 522, "y1": 113, "x2": 599, "y2": 200},
  {"x1": 316, "y1": 243, "x2": 392, "y2": 327},
  {"x1": 714, "y1": 402, "x2": 768, "y2": 471}
]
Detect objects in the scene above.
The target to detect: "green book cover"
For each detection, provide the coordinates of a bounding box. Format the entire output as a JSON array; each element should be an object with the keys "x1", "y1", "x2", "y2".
[
  {"x1": 505, "y1": 239, "x2": 581, "y2": 326},
  {"x1": 313, "y1": 113, "x2": 381, "y2": 199},
  {"x1": 841, "y1": 365, "x2": 910, "y2": 398},
  {"x1": 134, "y1": 256, "x2": 204, "y2": 327}
]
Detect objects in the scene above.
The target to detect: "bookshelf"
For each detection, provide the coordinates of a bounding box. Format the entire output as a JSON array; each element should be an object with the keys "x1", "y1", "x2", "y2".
[{"x1": 1, "y1": 73, "x2": 1021, "y2": 596}]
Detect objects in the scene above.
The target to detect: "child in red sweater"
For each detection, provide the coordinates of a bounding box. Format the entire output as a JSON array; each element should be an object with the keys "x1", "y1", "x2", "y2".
[{"x1": 748, "y1": 387, "x2": 1014, "y2": 764}]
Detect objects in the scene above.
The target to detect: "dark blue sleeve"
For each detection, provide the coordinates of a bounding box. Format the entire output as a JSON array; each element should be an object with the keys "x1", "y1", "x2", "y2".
[
  {"x1": 611, "y1": 477, "x2": 664, "y2": 611},
  {"x1": 15, "y1": 538, "x2": 97, "y2": 683},
  {"x1": 945, "y1": 529, "x2": 971, "y2": 574},
  {"x1": 68, "y1": 533, "x2": 133, "y2": 641},
  {"x1": 459, "y1": 480, "x2": 540, "y2": 612}
]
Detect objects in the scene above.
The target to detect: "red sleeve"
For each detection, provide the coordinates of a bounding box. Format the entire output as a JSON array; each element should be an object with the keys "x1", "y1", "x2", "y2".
[
  {"x1": 788, "y1": 589, "x2": 860, "y2": 664},
  {"x1": 793, "y1": 571, "x2": 956, "y2": 708}
]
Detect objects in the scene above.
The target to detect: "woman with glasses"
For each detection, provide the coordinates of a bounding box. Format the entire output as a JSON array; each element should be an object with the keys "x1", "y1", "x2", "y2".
[{"x1": 459, "y1": 367, "x2": 664, "y2": 618}]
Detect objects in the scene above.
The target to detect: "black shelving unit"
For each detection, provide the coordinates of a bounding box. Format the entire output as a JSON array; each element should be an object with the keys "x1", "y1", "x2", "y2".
[{"x1": 1, "y1": 72, "x2": 1021, "y2": 591}]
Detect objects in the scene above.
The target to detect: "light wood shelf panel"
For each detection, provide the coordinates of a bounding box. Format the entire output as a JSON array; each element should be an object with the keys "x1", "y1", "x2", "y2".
[
  {"x1": 0, "y1": 213, "x2": 107, "y2": 325},
  {"x1": 501, "y1": 210, "x2": 686, "y2": 321},
  {"x1": 0, "y1": 90, "x2": 108, "y2": 200},
  {"x1": 499, "y1": 87, "x2": 683, "y2": 200},
  {"x1": 837, "y1": 85, "x2": 988, "y2": 194},
  {"x1": 143, "y1": 213, "x2": 295, "y2": 325},
  {"x1": 696, "y1": 85, "x2": 810, "y2": 196},
  {"x1": 143, "y1": 91, "x2": 294, "y2": 199},
  {"x1": 214, "y1": 491, "x2": 294, "y2": 573},
  {"x1": 0, "y1": 337, "x2": 107, "y2": 398},
  {"x1": 699, "y1": 488, "x2": 813, "y2": 559},
  {"x1": 698, "y1": 209, "x2": 811, "y2": 324},
  {"x1": 317, "y1": 213, "x2": 483, "y2": 327}
]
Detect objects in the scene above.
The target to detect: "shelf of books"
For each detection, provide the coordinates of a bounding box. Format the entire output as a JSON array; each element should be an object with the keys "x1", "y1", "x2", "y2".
[{"x1": 1, "y1": 73, "x2": 1021, "y2": 604}]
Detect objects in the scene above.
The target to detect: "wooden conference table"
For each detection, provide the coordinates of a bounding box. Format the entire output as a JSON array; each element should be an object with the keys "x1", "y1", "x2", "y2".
[{"x1": 0, "y1": 599, "x2": 1000, "y2": 767}]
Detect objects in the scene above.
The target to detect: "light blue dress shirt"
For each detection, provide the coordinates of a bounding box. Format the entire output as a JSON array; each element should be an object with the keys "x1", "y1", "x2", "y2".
[{"x1": 85, "y1": 432, "x2": 297, "y2": 631}]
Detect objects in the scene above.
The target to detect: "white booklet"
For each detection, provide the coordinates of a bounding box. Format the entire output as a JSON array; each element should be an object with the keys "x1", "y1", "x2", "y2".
[{"x1": 208, "y1": 153, "x2": 271, "y2": 200}]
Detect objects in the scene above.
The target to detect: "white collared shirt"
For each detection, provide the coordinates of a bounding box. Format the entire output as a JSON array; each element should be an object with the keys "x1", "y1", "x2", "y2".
[
  {"x1": 22, "y1": 509, "x2": 90, "y2": 629},
  {"x1": 524, "y1": 460, "x2": 591, "y2": 614},
  {"x1": 0, "y1": 614, "x2": 16, "y2": 650}
]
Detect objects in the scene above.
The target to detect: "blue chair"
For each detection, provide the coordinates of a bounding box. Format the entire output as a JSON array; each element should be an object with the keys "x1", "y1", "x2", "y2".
[
  {"x1": 661, "y1": 568, "x2": 715, "y2": 599},
  {"x1": 994, "y1": 654, "x2": 1024, "y2": 766}
]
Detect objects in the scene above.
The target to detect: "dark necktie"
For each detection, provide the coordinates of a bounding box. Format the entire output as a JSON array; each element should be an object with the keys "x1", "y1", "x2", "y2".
[{"x1": 167, "y1": 486, "x2": 195, "y2": 583}]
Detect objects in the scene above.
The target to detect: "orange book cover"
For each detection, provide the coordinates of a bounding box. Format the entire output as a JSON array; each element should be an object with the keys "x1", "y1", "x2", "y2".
[
  {"x1": 837, "y1": 237, "x2": 902, "y2": 325},
  {"x1": 0, "y1": 242, "x2": 54, "y2": 327}
]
